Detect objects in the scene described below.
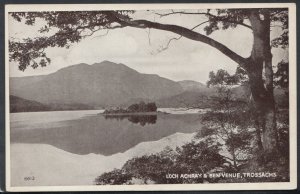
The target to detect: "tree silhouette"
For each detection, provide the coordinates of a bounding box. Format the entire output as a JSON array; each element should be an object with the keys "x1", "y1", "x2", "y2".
[{"x1": 9, "y1": 8, "x2": 289, "y2": 158}]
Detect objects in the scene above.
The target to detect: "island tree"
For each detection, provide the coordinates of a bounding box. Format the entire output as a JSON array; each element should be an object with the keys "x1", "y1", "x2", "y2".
[{"x1": 9, "y1": 8, "x2": 289, "y2": 158}]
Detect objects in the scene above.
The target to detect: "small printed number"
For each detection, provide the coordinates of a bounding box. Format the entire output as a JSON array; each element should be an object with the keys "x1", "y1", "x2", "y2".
[{"x1": 24, "y1": 176, "x2": 35, "y2": 181}]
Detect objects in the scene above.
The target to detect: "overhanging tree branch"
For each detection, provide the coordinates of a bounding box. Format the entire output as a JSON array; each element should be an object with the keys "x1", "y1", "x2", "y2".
[
  {"x1": 9, "y1": 10, "x2": 253, "y2": 70},
  {"x1": 111, "y1": 16, "x2": 248, "y2": 67}
]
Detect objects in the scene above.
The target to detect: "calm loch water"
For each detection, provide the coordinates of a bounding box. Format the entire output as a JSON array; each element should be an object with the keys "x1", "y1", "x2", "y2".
[{"x1": 10, "y1": 109, "x2": 203, "y2": 156}]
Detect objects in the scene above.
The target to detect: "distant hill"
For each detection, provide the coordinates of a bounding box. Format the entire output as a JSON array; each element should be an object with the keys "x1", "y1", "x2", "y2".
[
  {"x1": 10, "y1": 95, "x2": 50, "y2": 113},
  {"x1": 157, "y1": 91, "x2": 215, "y2": 108},
  {"x1": 157, "y1": 85, "x2": 281, "y2": 108},
  {"x1": 10, "y1": 61, "x2": 183, "y2": 107},
  {"x1": 178, "y1": 80, "x2": 206, "y2": 91},
  {"x1": 10, "y1": 95, "x2": 96, "y2": 113},
  {"x1": 158, "y1": 80, "x2": 216, "y2": 108},
  {"x1": 9, "y1": 60, "x2": 288, "y2": 111}
]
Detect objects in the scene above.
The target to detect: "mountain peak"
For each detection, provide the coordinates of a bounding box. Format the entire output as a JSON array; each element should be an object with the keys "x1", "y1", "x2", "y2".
[
  {"x1": 92, "y1": 60, "x2": 127, "y2": 67},
  {"x1": 10, "y1": 61, "x2": 183, "y2": 106},
  {"x1": 91, "y1": 60, "x2": 139, "y2": 74},
  {"x1": 93, "y1": 60, "x2": 116, "y2": 66},
  {"x1": 58, "y1": 61, "x2": 133, "y2": 73}
]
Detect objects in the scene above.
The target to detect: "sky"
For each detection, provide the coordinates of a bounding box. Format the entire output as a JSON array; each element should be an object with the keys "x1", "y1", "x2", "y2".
[{"x1": 8, "y1": 10, "x2": 287, "y2": 83}]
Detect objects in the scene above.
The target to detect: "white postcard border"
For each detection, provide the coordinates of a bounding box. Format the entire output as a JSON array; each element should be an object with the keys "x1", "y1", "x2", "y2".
[{"x1": 5, "y1": 2, "x2": 297, "y2": 192}]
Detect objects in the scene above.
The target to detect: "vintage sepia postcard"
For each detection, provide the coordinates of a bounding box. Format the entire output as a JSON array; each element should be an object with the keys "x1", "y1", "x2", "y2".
[{"x1": 5, "y1": 3, "x2": 297, "y2": 192}]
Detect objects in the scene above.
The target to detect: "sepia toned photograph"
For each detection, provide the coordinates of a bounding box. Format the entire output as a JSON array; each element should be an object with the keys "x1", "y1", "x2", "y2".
[{"x1": 5, "y1": 3, "x2": 296, "y2": 191}]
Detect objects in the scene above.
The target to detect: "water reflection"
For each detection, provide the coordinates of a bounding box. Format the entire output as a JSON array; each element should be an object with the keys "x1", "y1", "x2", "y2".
[
  {"x1": 11, "y1": 111, "x2": 202, "y2": 155},
  {"x1": 104, "y1": 115, "x2": 157, "y2": 126}
]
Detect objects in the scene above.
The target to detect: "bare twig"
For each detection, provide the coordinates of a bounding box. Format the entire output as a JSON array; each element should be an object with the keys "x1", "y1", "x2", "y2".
[
  {"x1": 92, "y1": 29, "x2": 110, "y2": 39},
  {"x1": 153, "y1": 20, "x2": 209, "y2": 54},
  {"x1": 81, "y1": 25, "x2": 124, "y2": 39},
  {"x1": 155, "y1": 10, "x2": 208, "y2": 17},
  {"x1": 191, "y1": 21, "x2": 209, "y2": 30},
  {"x1": 155, "y1": 10, "x2": 252, "y2": 30}
]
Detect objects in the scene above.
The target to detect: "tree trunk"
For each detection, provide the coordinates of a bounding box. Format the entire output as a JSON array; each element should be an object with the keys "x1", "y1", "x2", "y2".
[
  {"x1": 231, "y1": 148, "x2": 238, "y2": 169},
  {"x1": 254, "y1": 117, "x2": 263, "y2": 150},
  {"x1": 246, "y1": 10, "x2": 278, "y2": 158},
  {"x1": 117, "y1": 9, "x2": 278, "y2": 159},
  {"x1": 247, "y1": 66, "x2": 277, "y2": 161}
]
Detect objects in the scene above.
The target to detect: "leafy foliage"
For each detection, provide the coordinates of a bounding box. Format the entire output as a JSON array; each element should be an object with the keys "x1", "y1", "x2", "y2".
[
  {"x1": 274, "y1": 60, "x2": 289, "y2": 89},
  {"x1": 204, "y1": 9, "x2": 250, "y2": 35},
  {"x1": 207, "y1": 67, "x2": 247, "y2": 87},
  {"x1": 204, "y1": 69, "x2": 254, "y2": 169},
  {"x1": 203, "y1": 8, "x2": 288, "y2": 43},
  {"x1": 273, "y1": 60, "x2": 289, "y2": 107},
  {"x1": 95, "y1": 140, "x2": 227, "y2": 185},
  {"x1": 127, "y1": 102, "x2": 157, "y2": 112},
  {"x1": 270, "y1": 9, "x2": 289, "y2": 49},
  {"x1": 103, "y1": 101, "x2": 157, "y2": 114}
]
